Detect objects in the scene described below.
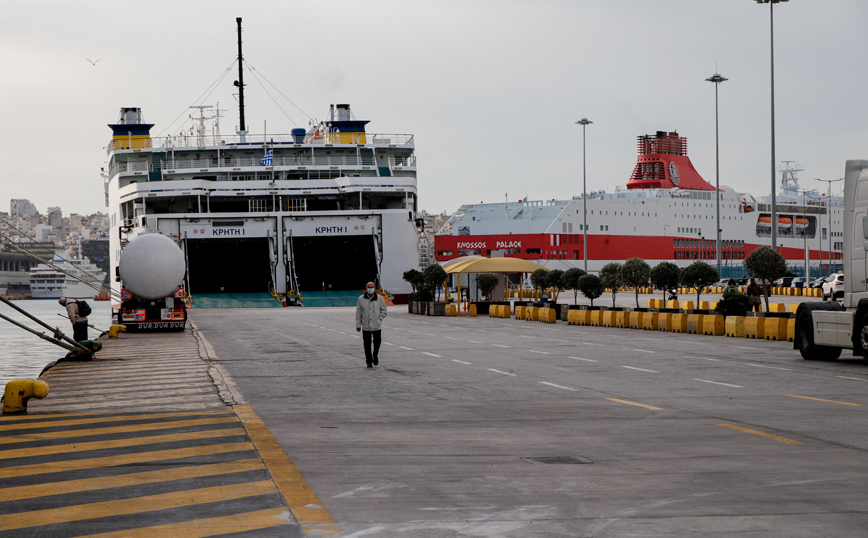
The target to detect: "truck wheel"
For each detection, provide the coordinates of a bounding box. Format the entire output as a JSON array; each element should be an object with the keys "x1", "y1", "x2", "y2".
[
  {"x1": 858, "y1": 314, "x2": 868, "y2": 365},
  {"x1": 797, "y1": 315, "x2": 823, "y2": 360}
]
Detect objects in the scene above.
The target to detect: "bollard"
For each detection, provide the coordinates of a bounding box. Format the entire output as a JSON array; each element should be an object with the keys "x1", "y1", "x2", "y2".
[
  {"x1": 489, "y1": 306, "x2": 496, "y2": 318},
  {"x1": 108, "y1": 324, "x2": 127, "y2": 338},
  {"x1": 787, "y1": 318, "x2": 796, "y2": 342},
  {"x1": 764, "y1": 318, "x2": 788, "y2": 341},
  {"x1": 744, "y1": 317, "x2": 765, "y2": 339},
  {"x1": 469, "y1": 304, "x2": 476, "y2": 317},
  {"x1": 658, "y1": 312, "x2": 673, "y2": 331},
  {"x1": 725, "y1": 316, "x2": 746, "y2": 337},
  {"x1": 602, "y1": 310, "x2": 617, "y2": 327},
  {"x1": 2, "y1": 379, "x2": 49, "y2": 414},
  {"x1": 686, "y1": 314, "x2": 705, "y2": 334},
  {"x1": 643, "y1": 312, "x2": 659, "y2": 330},
  {"x1": 702, "y1": 315, "x2": 725, "y2": 336},
  {"x1": 671, "y1": 313, "x2": 688, "y2": 333}
]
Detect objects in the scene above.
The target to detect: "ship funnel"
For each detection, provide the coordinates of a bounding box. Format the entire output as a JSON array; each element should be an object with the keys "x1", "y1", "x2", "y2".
[
  {"x1": 336, "y1": 104, "x2": 351, "y2": 121},
  {"x1": 117, "y1": 107, "x2": 144, "y2": 125}
]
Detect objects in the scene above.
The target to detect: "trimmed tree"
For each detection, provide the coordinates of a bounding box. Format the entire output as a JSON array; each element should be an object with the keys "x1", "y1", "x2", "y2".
[
  {"x1": 561, "y1": 267, "x2": 587, "y2": 305},
  {"x1": 403, "y1": 269, "x2": 422, "y2": 294},
  {"x1": 744, "y1": 246, "x2": 787, "y2": 311},
  {"x1": 680, "y1": 261, "x2": 719, "y2": 305},
  {"x1": 599, "y1": 262, "x2": 622, "y2": 308},
  {"x1": 544, "y1": 269, "x2": 565, "y2": 301},
  {"x1": 578, "y1": 274, "x2": 604, "y2": 307},
  {"x1": 476, "y1": 273, "x2": 499, "y2": 301},
  {"x1": 619, "y1": 257, "x2": 651, "y2": 308},
  {"x1": 423, "y1": 263, "x2": 448, "y2": 301},
  {"x1": 649, "y1": 262, "x2": 681, "y2": 304},
  {"x1": 530, "y1": 268, "x2": 548, "y2": 298}
]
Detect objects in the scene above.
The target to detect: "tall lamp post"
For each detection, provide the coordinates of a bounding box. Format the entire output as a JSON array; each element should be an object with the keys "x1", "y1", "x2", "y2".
[
  {"x1": 576, "y1": 118, "x2": 593, "y2": 272},
  {"x1": 815, "y1": 177, "x2": 843, "y2": 275},
  {"x1": 706, "y1": 72, "x2": 727, "y2": 277},
  {"x1": 755, "y1": 0, "x2": 788, "y2": 253},
  {"x1": 798, "y1": 188, "x2": 816, "y2": 278}
]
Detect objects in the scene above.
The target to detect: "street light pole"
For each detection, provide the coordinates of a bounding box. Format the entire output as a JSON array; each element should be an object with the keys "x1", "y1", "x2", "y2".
[
  {"x1": 755, "y1": 0, "x2": 788, "y2": 253},
  {"x1": 706, "y1": 72, "x2": 727, "y2": 277},
  {"x1": 798, "y1": 188, "x2": 816, "y2": 278},
  {"x1": 576, "y1": 118, "x2": 593, "y2": 272},
  {"x1": 815, "y1": 177, "x2": 843, "y2": 275}
]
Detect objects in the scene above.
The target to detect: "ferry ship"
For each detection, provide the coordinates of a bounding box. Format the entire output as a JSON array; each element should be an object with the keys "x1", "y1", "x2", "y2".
[
  {"x1": 104, "y1": 22, "x2": 418, "y2": 306},
  {"x1": 435, "y1": 131, "x2": 844, "y2": 276},
  {"x1": 30, "y1": 251, "x2": 107, "y2": 299}
]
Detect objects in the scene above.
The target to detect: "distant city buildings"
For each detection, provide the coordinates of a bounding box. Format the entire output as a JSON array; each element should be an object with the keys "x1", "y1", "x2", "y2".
[{"x1": 417, "y1": 210, "x2": 450, "y2": 268}]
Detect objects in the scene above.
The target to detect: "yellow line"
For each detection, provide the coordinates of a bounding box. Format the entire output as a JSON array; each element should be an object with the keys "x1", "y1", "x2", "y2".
[
  {"x1": 0, "y1": 480, "x2": 277, "y2": 531},
  {"x1": 235, "y1": 404, "x2": 340, "y2": 531},
  {"x1": 786, "y1": 394, "x2": 862, "y2": 407},
  {"x1": 0, "y1": 426, "x2": 245, "y2": 455},
  {"x1": 605, "y1": 398, "x2": 663, "y2": 410},
  {"x1": 0, "y1": 410, "x2": 233, "y2": 430},
  {"x1": 0, "y1": 442, "x2": 253, "y2": 479},
  {"x1": 715, "y1": 423, "x2": 803, "y2": 445},
  {"x1": 73, "y1": 507, "x2": 291, "y2": 538},
  {"x1": 0, "y1": 458, "x2": 263, "y2": 502}
]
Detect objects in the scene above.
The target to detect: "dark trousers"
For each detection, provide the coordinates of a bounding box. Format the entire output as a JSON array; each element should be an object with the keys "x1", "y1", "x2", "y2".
[
  {"x1": 362, "y1": 330, "x2": 381, "y2": 364},
  {"x1": 73, "y1": 321, "x2": 88, "y2": 342}
]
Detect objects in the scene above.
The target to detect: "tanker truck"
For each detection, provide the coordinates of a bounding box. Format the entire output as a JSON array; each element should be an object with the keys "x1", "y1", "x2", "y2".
[{"x1": 116, "y1": 233, "x2": 187, "y2": 331}]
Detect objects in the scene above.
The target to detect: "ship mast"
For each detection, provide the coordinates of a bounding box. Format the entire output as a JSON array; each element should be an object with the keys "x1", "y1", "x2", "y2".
[{"x1": 235, "y1": 17, "x2": 247, "y2": 142}]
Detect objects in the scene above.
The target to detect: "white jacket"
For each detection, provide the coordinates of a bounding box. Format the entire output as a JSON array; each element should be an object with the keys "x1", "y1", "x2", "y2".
[{"x1": 355, "y1": 293, "x2": 387, "y2": 331}]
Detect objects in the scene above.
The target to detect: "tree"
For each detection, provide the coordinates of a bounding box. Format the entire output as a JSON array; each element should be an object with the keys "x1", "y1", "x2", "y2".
[
  {"x1": 544, "y1": 269, "x2": 565, "y2": 300},
  {"x1": 649, "y1": 262, "x2": 681, "y2": 303},
  {"x1": 599, "y1": 262, "x2": 622, "y2": 308},
  {"x1": 476, "y1": 273, "x2": 499, "y2": 301},
  {"x1": 744, "y1": 246, "x2": 787, "y2": 311},
  {"x1": 679, "y1": 261, "x2": 719, "y2": 305},
  {"x1": 561, "y1": 267, "x2": 587, "y2": 305},
  {"x1": 530, "y1": 268, "x2": 548, "y2": 296},
  {"x1": 619, "y1": 257, "x2": 651, "y2": 308},
  {"x1": 403, "y1": 269, "x2": 422, "y2": 294},
  {"x1": 423, "y1": 263, "x2": 448, "y2": 301},
  {"x1": 578, "y1": 274, "x2": 604, "y2": 307}
]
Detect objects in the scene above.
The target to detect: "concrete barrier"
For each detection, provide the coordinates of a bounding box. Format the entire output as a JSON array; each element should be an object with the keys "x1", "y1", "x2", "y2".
[
  {"x1": 764, "y1": 318, "x2": 787, "y2": 341},
  {"x1": 744, "y1": 317, "x2": 765, "y2": 339},
  {"x1": 446, "y1": 304, "x2": 458, "y2": 317},
  {"x1": 667, "y1": 300, "x2": 679, "y2": 309},
  {"x1": 658, "y1": 313, "x2": 673, "y2": 331},
  {"x1": 787, "y1": 318, "x2": 795, "y2": 342},
  {"x1": 525, "y1": 306, "x2": 539, "y2": 321},
  {"x1": 725, "y1": 316, "x2": 745, "y2": 337},
  {"x1": 575, "y1": 310, "x2": 591, "y2": 326},
  {"x1": 539, "y1": 307, "x2": 557, "y2": 323},
  {"x1": 567, "y1": 309, "x2": 578, "y2": 325},
  {"x1": 768, "y1": 303, "x2": 785, "y2": 313},
  {"x1": 515, "y1": 306, "x2": 526, "y2": 320},
  {"x1": 468, "y1": 304, "x2": 476, "y2": 317},
  {"x1": 602, "y1": 310, "x2": 617, "y2": 327},
  {"x1": 643, "y1": 312, "x2": 659, "y2": 330},
  {"x1": 647, "y1": 298, "x2": 656, "y2": 309},
  {"x1": 615, "y1": 311, "x2": 627, "y2": 328},
  {"x1": 671, "y1": 313, "x2": 688, "y2": 333},
  {"x1": 686, "y1": 314, "x2": 705, "y2": 334},
  {"x1": 703, "y1": 315, "x2": 725, "y2": 336},
  {"x1": 788, "y1": 304, "x2": 799, "y2": 314},
  {"x1": 590, "y1": 310, "x2": 603, "y2": 326},
  {"x1": 699, "y1": 301, "x2": 709, "y2": 310},
  {"x1": 629, "y1": 311, "x2": 644, "y2": 329},
  {"x1": 681, "y1": 301, "x2": 695, "y2": 310}
]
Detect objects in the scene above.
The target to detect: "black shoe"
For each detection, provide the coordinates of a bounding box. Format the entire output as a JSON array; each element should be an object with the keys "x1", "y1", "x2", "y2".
[
  {"x1": 367, "y1": 362, "x2": 373, "y2": 368},
  {"x1": 373, "y1": 356, "x2": 379, "y2": 366}
]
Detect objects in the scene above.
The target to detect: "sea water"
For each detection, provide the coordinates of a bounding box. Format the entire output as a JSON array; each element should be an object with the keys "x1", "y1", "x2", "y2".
[{"x1": 0, "y1": 300, "x2": 115, "y2": 388}]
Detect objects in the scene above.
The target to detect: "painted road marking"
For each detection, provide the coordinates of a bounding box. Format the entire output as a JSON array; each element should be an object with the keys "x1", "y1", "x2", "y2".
[
  {"x1": 695, "y1": 379, "x2": 743, "y2": 388},
  {"x1": 786, "y1": 394, "x2": 862, "y2": 406},
  {"x1": 748, "y1": 364, "x2": 792, "y2": 371},
  {"x1": 569, "y1": 357, "x2": 597, "y2": 362},
  {"x1": 400, "y1": 346, "x2": 414, "y2": 350},
  {"x1": 488, "y1": 369, "x2": 516, "y2": 376},
  {"x1": 582, "y1": 342, "x2": 604, "y2": 346},
  {"x1": 605, "y1": 398, "x2": 663, "y2": 410},
  {"x1": 407, "y1": 330, "x2": 419, "y2": 334},
  {"x1": 491, "y1": 344, "x2": 510, "y2": 348},
  {"x1": 382, "y1": 342, "x2": 394, "y2": 346},
  {"x1": 0, "y1": 410, "x2": 234, "y2": 431},
  {"x1": 624, "y1": 348, "x2": 655, "y2": 354},
  {"x1": 735, "y1": 346, "x2": 763, "y2": 351},
  {"x1": 468, "y1": 340, "x2": 483, "y2": 343},
  {"x1": 425, "y1": 333, "x2": 437, "y2": 336},
  {"x1": 527, "y1": 350, "x2": 552, "y2": 355},
  {"x1": 444, "y1": 337, "x2": 459, "y2": 340},
  {"x1": 73, "y1": 508, "x2": 294, "y2": 538},
  {"x1": 715, "y1": 423, "x2": 802, "y2": 445},
  {"x1": 837, "y1": 376, "x2": 868, "y2": 382},
  {"x1": 538, "y1": 382, "x2": 578, "y2": 391},
  {"x1": 621, "y1": 366, "x2": 658, "y2": 373},
  {"x1": 684, "y1": 356, "x2": 720, "y2": 361},
  {"x1": 422, "y1": 352, "x2": 442, "y2": 358},
  {"x1": 452, "y1": 360, "x2": 472, "y2": 365}
]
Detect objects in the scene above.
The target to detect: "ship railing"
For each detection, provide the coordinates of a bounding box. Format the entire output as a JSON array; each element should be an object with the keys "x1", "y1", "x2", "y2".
[
  {"x1": 159, "y1": 154, "x2": 416, "y2": 170},
  {"x1": 108, "y1": 133, "x2": 414, "y2": 153}
]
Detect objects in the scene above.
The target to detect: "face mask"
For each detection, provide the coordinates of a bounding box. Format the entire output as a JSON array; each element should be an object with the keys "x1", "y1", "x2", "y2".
[{"x1": 367, "y1": 288, "x2": 375, "y2": 294}]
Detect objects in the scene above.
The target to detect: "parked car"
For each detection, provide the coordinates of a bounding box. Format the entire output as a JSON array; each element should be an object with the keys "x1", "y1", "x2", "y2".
[
  {"x1": 822, "y1": 273, "x2": 844, "y2": 301},
  {"x1": 773, "y1": 276, "x2": 795, "y2": 287},
  {"x1": 808, "y1": 277, "x2": 827, "y2": 289},
  {"x1": 790, "y1": 276, "x2": 809, "y2": 288}
]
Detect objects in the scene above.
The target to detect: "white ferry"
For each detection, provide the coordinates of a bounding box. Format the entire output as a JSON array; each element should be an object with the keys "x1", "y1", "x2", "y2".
[
  {"x1": 104, "y1": 20, "x2": 418, "y2": 307},
  {"x1": 435, "y1": 130, "x2": 844, "y2": 277},
  {"x1": 30, "y1": 251, "x2": 107, "y2": 299}
]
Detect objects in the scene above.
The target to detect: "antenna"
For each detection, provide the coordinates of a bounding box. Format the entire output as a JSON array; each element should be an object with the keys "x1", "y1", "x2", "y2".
[{"x1": 234, "y1": 18, "x2": 247, "y2": 141}]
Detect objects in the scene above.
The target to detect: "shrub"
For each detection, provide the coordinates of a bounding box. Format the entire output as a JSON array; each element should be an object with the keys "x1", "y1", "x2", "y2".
[
  {"x1": 714, "y1": 292, "x2": 753, "y2": 318},
  {"x1": 544, "y1": 269, "x2": 565, "y2": 300},
  {"x1": 476, "y1": 273, "x2": 499, "y2": 301},
  {"x1": 578, "y1": 274, "x2": 604, "y2": 307}
]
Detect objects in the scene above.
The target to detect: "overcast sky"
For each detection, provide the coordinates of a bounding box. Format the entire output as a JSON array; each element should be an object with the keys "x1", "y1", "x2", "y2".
[{"x1": 2, "y1": 1, "x2": 867, "y2": 217}]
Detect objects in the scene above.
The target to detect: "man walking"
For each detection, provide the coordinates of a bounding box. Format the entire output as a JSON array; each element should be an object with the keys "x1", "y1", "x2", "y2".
[
  {"x1": 355, "y1": 281, "x2": 388, "y2": 368},
  {"x1": 58, "y1": 297, "x2": 88, "y2": 342}
]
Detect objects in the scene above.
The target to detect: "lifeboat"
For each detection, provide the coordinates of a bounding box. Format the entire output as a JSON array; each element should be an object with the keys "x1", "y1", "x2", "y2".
[
  {"x1": 757, "y1": 216, "x2": 793, "y2": 228},
  {"x1": 794, "y1": 217, "x2": 809, "y2": 231},
  {"x1": 93, "y1": 292, "x2": 110, "y2": 301}
]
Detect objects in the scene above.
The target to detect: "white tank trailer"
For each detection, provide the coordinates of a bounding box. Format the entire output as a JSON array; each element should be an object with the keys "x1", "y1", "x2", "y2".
[{"x1": 116, "y1": 233, "x2": 188, "y2": 331}]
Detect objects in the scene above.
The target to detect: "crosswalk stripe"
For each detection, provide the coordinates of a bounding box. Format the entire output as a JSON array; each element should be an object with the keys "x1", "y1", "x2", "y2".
[
  {"x1": 0, "y1": 479, "x2": 277, "y2": 531},
  {"x1": 72, "y1": 507, "x2": 292, "y2": 538},
  {"x1": 29, "y1": 395, "x2": 228, "y2": 412},
  {"x1": 0, "y1": 412, "x2": 235, "y2": 432},
  {"x1": 0, "y1": 458, "x2": 263, "y2": 502},
  {"x1": 0, "y1": 442, "x2": 254, "y2": 479}
]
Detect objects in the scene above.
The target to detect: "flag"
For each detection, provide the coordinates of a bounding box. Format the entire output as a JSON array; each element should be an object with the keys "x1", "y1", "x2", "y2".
[{"x1": 260, "y1": 150, "x2": 273, "y2": 166}]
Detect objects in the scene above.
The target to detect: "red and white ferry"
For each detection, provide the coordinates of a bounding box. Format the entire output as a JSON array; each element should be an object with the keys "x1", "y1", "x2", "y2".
[{"x1": 435, "y1": 131, "x2": 843, "y2": 274}]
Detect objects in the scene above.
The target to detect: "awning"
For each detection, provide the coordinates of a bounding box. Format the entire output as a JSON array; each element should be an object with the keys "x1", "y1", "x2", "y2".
[{"x1": 444, "y1": 257, "x2": 550, "y2": 274}]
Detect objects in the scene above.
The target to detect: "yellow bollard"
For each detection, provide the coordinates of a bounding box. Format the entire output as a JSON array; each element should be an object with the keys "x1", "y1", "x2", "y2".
[
  {"x1": 515, "y1": 306, "x2": 525, "y2": 320},
  {"x1": 615, "y1": 311, "x2": 627, "y2": 328},
  {"x1": 108, "y1": 324, "x2": 127, "y2": 338},
  {"x1": 2, "y1": 379, "x2": 49, "y2": 414},
  {"x1": 489, "y1": 306, "x2": 496, "y2": 318},
  {"x1": 576, "y1": 310, "x2": 591, "y2": 326},
  {"x1": 647, "y1": 298, "x2": 657, "y2": 309},
  {"x1": 629, "y1": 311, "x2": 644, "y2": 329},
  {"x1": 590, "y1": 310, "x2": 603, "y2": 326},
  {"x1": 658, "y1": 312, "x2": 673, "y2": 331},
  {"x1": 725, "y1": 316, "x2": 746, "y2": 337},
  {"x1": 764, "y1": 318, "x2": 788, "y2": 341},
  {"x1": 768, "y1": 303, "x2": 785, "y2": 313},
  {"x1": 667, "y1": 300, "x2": 679, "y2": 309},
  {"x1": 643, "y1": 312, "x2": 659, "y2": 330},
  {"x1": 686, "y1": 314, "x2": 706, "y2": 334},
  {"x1": 702, "y1": 315, "x2": 725, "y2": 335},
  {"x1": 699, "y1": 301, "x2": 709, "y2": 310},
  {"x1": 567, "y1": 309, "x2": 578, "y2": 325},
  {"x1": 788, "y1": 303, "x2": 799, "y2": 314},
  {"x1": 787, "y1": 318, "x2": 796, "y2": 342},
  {"x1": 602, "y1": 310, "x2": 617, "y2": 327},
  {"x1": 526, "y1": 307, "x2": 540, "y2": 321},
  {"x1": 671, "y1": 313, "x2": 688, "y2": 333},
  {"x1": 681, "y1": 301, "x2": 695, "y2": 311},
  {"x1": 541, "y1": 307, "x2": 557, "y2": 323},
  {"x1": 744, "y1": 317, "x2": 765, "y2": 339},
  {"x1": 709, "y1": 301, "x2": 718, "y2": 311},
  {"x1": 469, "y1": 304, "x2": 476, "y2": 317}
]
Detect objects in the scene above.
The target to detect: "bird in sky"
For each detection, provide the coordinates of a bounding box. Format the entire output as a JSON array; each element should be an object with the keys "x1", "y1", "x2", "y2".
[{"x1": 86, "y1": 58, "x2": 101, "y2": 66}]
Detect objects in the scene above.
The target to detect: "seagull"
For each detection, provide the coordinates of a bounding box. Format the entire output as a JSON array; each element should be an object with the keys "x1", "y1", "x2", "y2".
[{"x1": 86, "y1": 58, "x2": 101, "y2": 66}]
